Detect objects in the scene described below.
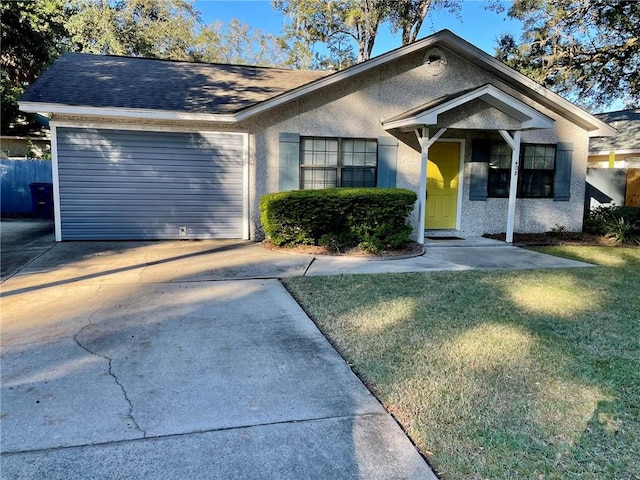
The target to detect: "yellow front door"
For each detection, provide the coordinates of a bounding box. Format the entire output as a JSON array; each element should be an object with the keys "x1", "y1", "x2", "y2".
[{"x1": 426, "y1": 142, "x2": 460, "y2": 229}]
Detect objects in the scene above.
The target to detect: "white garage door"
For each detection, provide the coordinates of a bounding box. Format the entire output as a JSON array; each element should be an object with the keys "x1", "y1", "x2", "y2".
[{"x1": 55, "y1": 128, "x2": 246, "y2": 240}]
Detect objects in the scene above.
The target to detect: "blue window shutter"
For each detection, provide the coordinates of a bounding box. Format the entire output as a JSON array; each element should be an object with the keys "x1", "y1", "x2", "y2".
[
  {"x1": 470, "y1": 139, "x2": 490, "y2": 201},
  {"x1": 377, "y1": 136, "x2": 398, "y2": 188},
  {"x1": 554, "y1": 142, "x2": 573, "y2": 201},
  {"x1": 279, "y1": 133, "x2": 300, "y2": 191}
]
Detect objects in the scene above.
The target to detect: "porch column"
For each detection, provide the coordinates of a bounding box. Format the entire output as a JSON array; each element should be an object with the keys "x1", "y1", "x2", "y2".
[
  {"x1": 415, "y1": 127, "x2": 447, "y2": 245},
  {"x1": 499, "y1": 130, "x2": 521, "y2": 243}
]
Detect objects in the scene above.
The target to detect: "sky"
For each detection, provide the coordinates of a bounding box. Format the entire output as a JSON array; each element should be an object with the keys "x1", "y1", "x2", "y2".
[{"x1": 192, "y1": 0, "x2": 524, "y2": 58}]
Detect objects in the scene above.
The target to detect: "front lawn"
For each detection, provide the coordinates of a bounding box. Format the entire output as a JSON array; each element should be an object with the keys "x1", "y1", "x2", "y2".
[{"x1": 283, "y1": 246, "x2": 640, "y2": 479}]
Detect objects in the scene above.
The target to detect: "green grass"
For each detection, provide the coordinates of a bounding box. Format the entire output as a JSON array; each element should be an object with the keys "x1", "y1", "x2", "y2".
[{"x1": 283, "y1": 246, "x2": 640, "y2": 479}]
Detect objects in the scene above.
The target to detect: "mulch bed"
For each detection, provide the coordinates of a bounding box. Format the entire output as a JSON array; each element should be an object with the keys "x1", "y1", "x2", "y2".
[
  {"x1": 264, "y1": 232, "x2": 628, "y2": 257},
  {"x1": 263, "y1": 240, "x2": 425, "y2": 257},
  {"x1": 484, "y1": 232, "x2": 615, "y2": 246}
]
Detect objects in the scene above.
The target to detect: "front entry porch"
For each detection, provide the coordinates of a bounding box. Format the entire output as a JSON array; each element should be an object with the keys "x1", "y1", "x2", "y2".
[{"x1": 382, "y1": 83, "x2": 556, "y2": 244}]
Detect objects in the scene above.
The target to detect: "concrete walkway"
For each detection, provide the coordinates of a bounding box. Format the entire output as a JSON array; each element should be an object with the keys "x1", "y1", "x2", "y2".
[{"x1": 1, "y1": 235, "x2": 591, "y2": 479}]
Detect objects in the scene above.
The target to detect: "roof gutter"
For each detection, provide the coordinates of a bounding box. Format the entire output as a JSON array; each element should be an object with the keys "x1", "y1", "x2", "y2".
[{"x1": 18, "y1": 101, "x2": 237, "y2": 123}]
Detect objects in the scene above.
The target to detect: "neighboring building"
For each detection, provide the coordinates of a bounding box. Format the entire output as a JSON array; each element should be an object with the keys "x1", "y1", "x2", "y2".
[
  {"x1": 19, "y1": 29, "x2": 614, "y2": 243},
  {"x1": 589, "y1": 109, "x2": 640, "y2": 168},
  {"x1": 0, "y1": 117, "x2": 51, "y2": 159}
]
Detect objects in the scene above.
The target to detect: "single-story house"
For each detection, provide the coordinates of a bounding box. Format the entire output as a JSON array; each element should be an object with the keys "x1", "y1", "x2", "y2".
[
  {"x1": 19, "y1": 29, "x2": 615, "y2": 243},
  {"x1": 589, "y1": 109, "x2": 640, "y2": 168}
]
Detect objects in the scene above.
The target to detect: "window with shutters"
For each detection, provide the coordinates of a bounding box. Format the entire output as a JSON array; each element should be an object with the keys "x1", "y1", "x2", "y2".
[
  {"x1": 300, "y1": 137, "x2": 377, "y2": 189},
  {"x1": 487, "y1": 143, "x2": 556, "y2": 198}
]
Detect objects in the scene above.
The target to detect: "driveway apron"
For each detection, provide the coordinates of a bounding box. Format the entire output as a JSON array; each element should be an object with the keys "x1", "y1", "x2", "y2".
[{"x1": 1, "y1": 241, "x2": 436, "y2": 479}]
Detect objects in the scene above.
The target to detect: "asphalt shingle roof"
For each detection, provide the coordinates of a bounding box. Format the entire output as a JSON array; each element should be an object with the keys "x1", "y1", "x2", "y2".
[
  {"x1": 590, "y1": 109, "x2": 640, "y2": 152},
  {"x1": 20, "y1": 53, "x2": 332, "y2": 114}
]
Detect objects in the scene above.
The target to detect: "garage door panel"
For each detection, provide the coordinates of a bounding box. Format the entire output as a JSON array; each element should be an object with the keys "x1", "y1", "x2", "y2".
[
  {"x1": 59, "y1": 176, "x2": 243, "y2": 188},
  {"x1": 59, "y1": 161, "x2": 241, "y2": 173},
  {"x1": 60, "y1": 130, "x2": 244, "y2": 147},
  {"x1": 62, "y1": 129, "x2": 242, "y2": 142},
  {"x1": 57, "y1": 149, "x2": 244, "y2": 164},
  {"x1": 56, "y1": 128, "x2": 246, "y2": 240}
]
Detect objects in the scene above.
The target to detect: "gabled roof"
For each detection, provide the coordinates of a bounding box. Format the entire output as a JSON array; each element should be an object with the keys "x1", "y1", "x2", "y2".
[
  {"x1": 19, "y1": 30, "x2": 615, "y2": 137},
  {"x1": 589, "y1": 109, "x2": 640, "y2": 154},
  {"x1": 382, "y1": 84, "x2": 554, "y2": 131},
  {"x1": 19, "y1": 53, "x2": 331, "y2": 117}
]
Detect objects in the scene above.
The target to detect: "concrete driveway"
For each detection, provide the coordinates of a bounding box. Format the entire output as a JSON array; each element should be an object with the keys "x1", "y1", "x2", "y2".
[
  {"x1": 1, "y1": 240, "x2": 436, "y2": 479},
  {"x1": 1, "y1": 219, "x2": 54, "y2": 281}
]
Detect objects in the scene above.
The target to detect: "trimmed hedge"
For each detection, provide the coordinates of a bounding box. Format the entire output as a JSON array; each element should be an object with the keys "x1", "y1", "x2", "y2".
[{"x1": 260, "y1": 188, "x2": 417, "y2": 252}]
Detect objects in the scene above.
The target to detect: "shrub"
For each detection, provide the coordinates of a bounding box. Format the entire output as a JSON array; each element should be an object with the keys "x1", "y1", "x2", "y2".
[
  {"x1": 584, "y1": 205, "x2": 640, "y2": 241},
  {"x1": 260, "y1": 188, "x2": 417, "y2": 250},
  {"x1": 605, "y1": 217, "x2": 640, "y2": 245}
]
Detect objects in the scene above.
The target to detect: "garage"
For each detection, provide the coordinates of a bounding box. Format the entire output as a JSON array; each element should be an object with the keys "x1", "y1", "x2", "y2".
[{"x1": 54, "y1": 127, "x2": 247, "y2": 240}]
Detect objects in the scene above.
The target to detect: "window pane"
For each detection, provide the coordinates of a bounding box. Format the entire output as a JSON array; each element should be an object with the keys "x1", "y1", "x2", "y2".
[
  {"x1": 488, "y1": 169, "x2": 510, "y2": 197},
  {"x1": 342, "y1": 151, "x2": 353, "y2": 166},
  {"x1": 519, "y1": 170, "x2": 553, "y2": 198},
  {"x1": 365, "y1": 152, "x2": 377, "y2": 166},
  {"x1": 342, "y1": 167, "x2": 376, "y2": 187},
  {"x1": 301, "y1": 168, "x2": 337, "y2": 189},
  {"x1": 490, "y1": 143, "x2": 511, "y2": 169},
  {"x1": 302, "y1": 151, "x2": 314, "y2": 164},
  {"x1": 353, "y1": 140, "x2": 366, "y2": 152},
  {"x1": 353, "y1": 152, "x2": 366, "y2": 166},
  {"x1": 313, "y1": 151, "x2": 326, "y2": 165},
  {"x1": 544, "y1": 157, "x2": 555, "y2": 170}
]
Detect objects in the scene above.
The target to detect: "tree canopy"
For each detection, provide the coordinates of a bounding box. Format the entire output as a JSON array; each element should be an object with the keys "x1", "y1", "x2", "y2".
[
  {"x1": 1, "y1": 0, "x2": 69, "y2": 129},
  {"x1": 274, "y1": 0, "x2": 459, "y2": 69},
  {"x1": 494, "y1": 0, "x2": 640, "y2": 109},
  {"x1": 65, "y1": 0, "x2": 201, "y2": 59}
]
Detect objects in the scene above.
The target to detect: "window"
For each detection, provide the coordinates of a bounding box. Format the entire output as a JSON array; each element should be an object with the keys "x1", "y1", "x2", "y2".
[
  {"x1": 300, "y1": 137, "x2": 377, "y2": 189},
  {"x1": 487, "y1": 143, "x2": 512, "y2": 198},
  {"x1": 487, "y1": 143, "x2": 556, "y2": 198},
  {"x1": 519, "y1": 144, "x2": 556, "y2": 198}
]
